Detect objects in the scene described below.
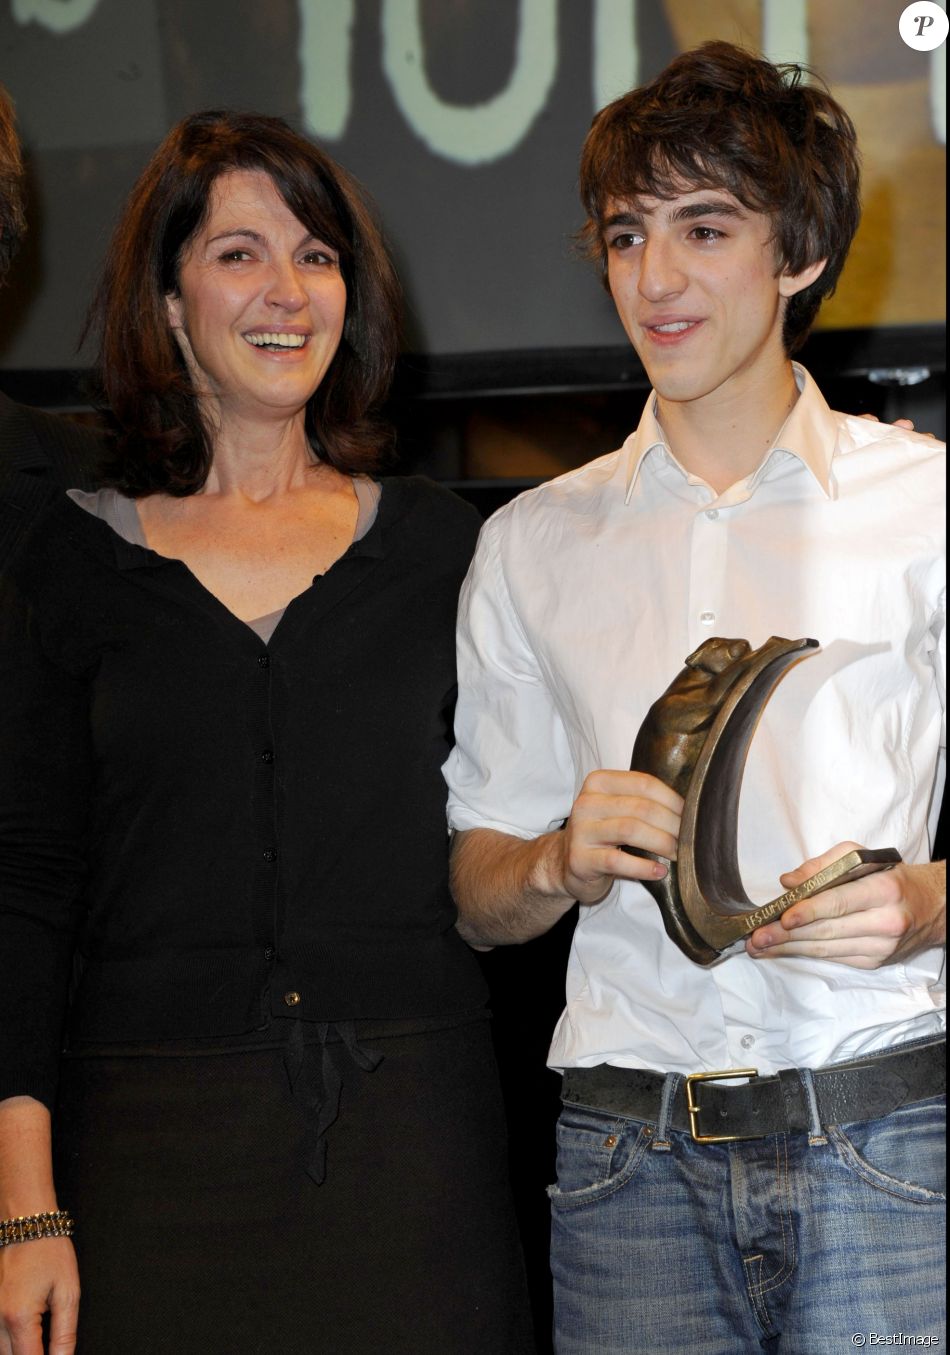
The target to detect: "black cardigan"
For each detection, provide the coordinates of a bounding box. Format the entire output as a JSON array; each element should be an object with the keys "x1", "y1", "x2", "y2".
[
  {"x1": 0, "y1": 476, "x2": 487, "y2": 1108},
  {"x1": 0, "y1": 393, "x2": 106, "y2": 566}
]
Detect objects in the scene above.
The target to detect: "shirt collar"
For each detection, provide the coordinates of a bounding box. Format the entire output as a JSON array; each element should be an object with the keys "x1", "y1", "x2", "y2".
[
  {"x1": 622, "y1": 396, "x2": 668, "y2": 504},
  {"x1": 623, "y1": 363, "x2": 839, "y2": 505},
  {"x1": 765, "y1": 363, "x2": 838, "y2": 498}
]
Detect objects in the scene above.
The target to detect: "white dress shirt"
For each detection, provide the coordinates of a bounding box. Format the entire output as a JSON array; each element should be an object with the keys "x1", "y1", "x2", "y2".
[{"x1": 445, "y1": 366, "x2": 946, "y2": 1075}]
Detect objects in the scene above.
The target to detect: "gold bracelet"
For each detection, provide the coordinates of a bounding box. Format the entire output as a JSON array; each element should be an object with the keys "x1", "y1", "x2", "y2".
[{"x1": 0, "y1": 1210, "x2": 75, "y2": 1247}]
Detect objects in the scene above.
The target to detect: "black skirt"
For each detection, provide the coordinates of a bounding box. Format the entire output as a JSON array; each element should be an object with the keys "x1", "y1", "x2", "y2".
[{"x1": 54, "y1": 1016, "x2": 535, "y2": 1354}]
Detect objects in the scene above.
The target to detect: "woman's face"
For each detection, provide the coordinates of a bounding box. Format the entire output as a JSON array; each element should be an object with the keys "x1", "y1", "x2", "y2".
[{"x1": 165, "y1": 168, "x2": 347, "y2": 427}]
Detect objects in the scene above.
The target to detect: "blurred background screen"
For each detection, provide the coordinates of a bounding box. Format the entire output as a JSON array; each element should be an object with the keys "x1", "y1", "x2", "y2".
[{"x1": 1, "y1": 0, "x2": 945, "y2": 382}]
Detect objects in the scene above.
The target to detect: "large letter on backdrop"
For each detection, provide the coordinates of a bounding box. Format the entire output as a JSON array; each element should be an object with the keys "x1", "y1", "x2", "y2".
[
  {"x1": 593, "y1": 0, "x2": 638, "y2": 108},
  {"x1": 299, "y1": 0, "x2": 355, "y2": 140},
  {"x1": 381, "y1": 0, "x2": 558, "y2": 166},
  {"x1": 12, "y1": 0, "x2": 100, "y2": 32}
]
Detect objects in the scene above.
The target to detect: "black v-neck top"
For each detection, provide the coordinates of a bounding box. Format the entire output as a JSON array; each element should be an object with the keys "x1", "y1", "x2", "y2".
[
  {"x1": 0, "y1": 475, "x2": 486, "y2": 1108},
  {"x1": 66, "y1": 477, "x2": 383, "y2": 644}
]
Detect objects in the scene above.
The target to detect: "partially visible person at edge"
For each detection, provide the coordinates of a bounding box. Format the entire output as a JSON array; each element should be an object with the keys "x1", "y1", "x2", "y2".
[
  {"x1": 445, "y1": 42, "x2": 945, "y2": 1355},
  {"x1": 0, "y1": 109, "x2": 534, "y2": 1355},
  {"x1": 0, "y1": 85, "x2": 103, "y2": 558}
]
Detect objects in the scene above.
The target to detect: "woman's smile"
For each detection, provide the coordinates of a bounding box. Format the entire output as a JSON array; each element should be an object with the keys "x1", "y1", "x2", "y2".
[{"x1": 165, "y1": 168, "x2": 347, "y2": 424}]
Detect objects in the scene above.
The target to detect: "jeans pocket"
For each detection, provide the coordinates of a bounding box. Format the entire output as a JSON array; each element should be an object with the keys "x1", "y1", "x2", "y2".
[
  {"x1": 828, "y1": 1095, "x2": 946, "y2": 1203},
  {"x1": 547, "y1": 1105, "x2": 652, "y2": 1210}
]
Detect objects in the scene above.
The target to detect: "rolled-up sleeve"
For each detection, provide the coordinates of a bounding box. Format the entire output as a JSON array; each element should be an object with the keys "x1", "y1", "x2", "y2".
[
  {"x1": 0, "y1": 568, "x2": 91, "y2": 1108},
  {"x1": 444, "y1": 512, "x2": 576, "y2": 840}
]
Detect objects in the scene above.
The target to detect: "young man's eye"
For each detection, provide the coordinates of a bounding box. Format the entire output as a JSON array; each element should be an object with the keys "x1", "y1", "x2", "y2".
[
  {"x1": 689, "y1": 226, "x2": 725, "y2": 242},
  {"x1": 607, "y1": 232, "x2": 643, "y2": 251}
]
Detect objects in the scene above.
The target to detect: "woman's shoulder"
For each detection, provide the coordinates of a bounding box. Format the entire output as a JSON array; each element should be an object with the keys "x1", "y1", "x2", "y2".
[
  {"x1": 379, "y1": 474, "x2": 482, "y2": 536},
  {"x1": 378, "y1": 476, "x2": 483, "y2": 575},
  {"x1": 1, "y1": 490, "x2": 118, "y2": 595}
]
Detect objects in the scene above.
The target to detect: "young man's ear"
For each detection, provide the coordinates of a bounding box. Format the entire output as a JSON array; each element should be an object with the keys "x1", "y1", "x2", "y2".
[{"x1": 779, "y1": 258, "x2": 828, "y2": 298}]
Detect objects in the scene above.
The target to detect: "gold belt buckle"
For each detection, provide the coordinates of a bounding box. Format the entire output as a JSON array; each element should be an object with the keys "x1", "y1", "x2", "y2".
[{"x1": 685, "y1": 1067, "x2": 759, "y2": 1143}]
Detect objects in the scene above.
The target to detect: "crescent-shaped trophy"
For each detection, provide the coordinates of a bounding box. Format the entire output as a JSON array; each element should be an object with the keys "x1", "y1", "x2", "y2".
[{"x1": 623, "y1": 636, "x2": 901, "y2": 965}]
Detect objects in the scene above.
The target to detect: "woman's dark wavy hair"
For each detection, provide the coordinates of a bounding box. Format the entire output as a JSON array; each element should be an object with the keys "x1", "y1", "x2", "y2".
[
  {"x1": 87, "y1": 110, "x2": 402, "y2": 495},
  {"x1": 578, "y1": 41, "x2": 861, "y2": 354},
  {"x1": 0, "y1": 86, "x2": 26, "y2": 283}
]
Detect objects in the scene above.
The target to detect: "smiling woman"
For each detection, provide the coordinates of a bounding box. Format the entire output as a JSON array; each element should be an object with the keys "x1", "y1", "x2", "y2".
[
  {"x1": 165, "y1": 171, "x2": 347, "y2": 433},
  {"x1": 0, "y1": 111, "x2": 533, "y2": 1355},
  {"x1": 89, "y1": 109, "x2": 399, "y2": 494}
]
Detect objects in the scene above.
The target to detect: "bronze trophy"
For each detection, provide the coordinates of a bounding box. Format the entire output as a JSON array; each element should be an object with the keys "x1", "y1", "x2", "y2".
[{"x1": 624, "y1": 636, "x2": 900, "y2": 964}]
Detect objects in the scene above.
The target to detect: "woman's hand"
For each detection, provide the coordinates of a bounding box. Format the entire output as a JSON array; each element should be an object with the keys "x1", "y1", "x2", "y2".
[
  {"x1": 0, "y1": 1238, "x2": 79, "y2": 1355},
  {"x1": 0, "y1": 1100, "x2": 78, "y2": 1355},
  {"x1": 859, "y1": 413, "x2": 936, "y2": 436}
]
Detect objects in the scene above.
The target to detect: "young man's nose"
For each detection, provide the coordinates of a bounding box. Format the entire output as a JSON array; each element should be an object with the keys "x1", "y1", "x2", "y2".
[{"x1": 637, "y1": 238, "x2": 686, "y2": 301}]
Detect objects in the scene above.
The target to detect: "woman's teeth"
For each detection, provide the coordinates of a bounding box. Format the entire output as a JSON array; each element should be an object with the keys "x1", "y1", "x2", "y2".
[{"x1": 245, "y1": 332, "x2": 308, "y2": 348}]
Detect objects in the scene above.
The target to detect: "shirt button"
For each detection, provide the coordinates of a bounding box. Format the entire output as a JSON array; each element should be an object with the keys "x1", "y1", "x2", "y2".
[
  {"x1": 283, "y1": 991, "x2": 301, "y2": 1007},
  {"x1": 263, "y1": 849, "x2": 278, "y2": 863},
  {"x1": 261, "y1": 750, "x2": 275, "y2": 763},
  {"x1": 705, "y1": 509, "x2": 719, "y2": 520},
  {"x1": 699, "y1": 610, "x2": 716, "y2": 625},
  {"x1": 740, "y1": 1034, "x2": 755, "y2": 1050},
  {"x1": 258, "y1": 654, "x2": 270, "y2": 668},
  {"x1": 263, "y1": 946, "x2": 276, "y2": 961}
]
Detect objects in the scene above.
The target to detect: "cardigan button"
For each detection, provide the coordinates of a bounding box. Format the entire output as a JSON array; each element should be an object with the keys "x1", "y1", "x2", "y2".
[
  {"x1": 263, "y1": 849, "x2": 278, "y2": 863},
  {"x1": 284, "y1": 991, "x2": 301, "y2": 1007},
  {"x1": 258, "y1": 654, "x2": 270, "y2": 668}
]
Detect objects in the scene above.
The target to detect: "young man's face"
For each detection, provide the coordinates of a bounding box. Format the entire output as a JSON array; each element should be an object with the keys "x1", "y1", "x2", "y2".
[{"x1": 602, "y1": 186, "x2": 818, "y2": 411}]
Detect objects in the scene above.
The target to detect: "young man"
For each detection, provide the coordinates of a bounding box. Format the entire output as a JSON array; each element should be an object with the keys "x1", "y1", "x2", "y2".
[{"x1": 444, "y1": 42, "x2": 945, "y2": 1354}]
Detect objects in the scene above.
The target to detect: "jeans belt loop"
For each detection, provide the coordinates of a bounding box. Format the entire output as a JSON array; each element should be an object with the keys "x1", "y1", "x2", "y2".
[
  {"x1": 654, "y1": 1072, "x2": 682, "y2": 1148},
  {"x1": 798, "y1": 1066, "x2": 828, "y2": 1142}
]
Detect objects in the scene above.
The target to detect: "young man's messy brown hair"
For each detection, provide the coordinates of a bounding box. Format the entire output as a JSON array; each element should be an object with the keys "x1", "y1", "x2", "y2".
[{"x1": 579, "y1": 41, "x2": 861, "y2": 354}]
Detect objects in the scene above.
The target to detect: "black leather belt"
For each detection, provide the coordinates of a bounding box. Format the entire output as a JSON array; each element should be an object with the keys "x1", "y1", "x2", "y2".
[{"x1": 561, "y1": 1037, "x2": 946, "y2": 1143}]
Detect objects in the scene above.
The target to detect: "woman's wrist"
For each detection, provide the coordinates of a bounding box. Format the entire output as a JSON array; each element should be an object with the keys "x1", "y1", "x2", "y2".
[
  {"x1": 0, "y1": 1095, "x2": 58, "y2": 1220},
  {"x1": 0, "y1": 1210, "x2": 74, "y2": 1248},
  {"x1": 0, "y1": 1191, "x2": 60, "y2": 1218}
]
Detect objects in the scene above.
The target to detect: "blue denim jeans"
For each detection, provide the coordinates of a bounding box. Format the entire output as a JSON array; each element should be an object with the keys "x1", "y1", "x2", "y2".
[{"x1": 549, "y1": 1079, "x2": 945, "y2": 1354}]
